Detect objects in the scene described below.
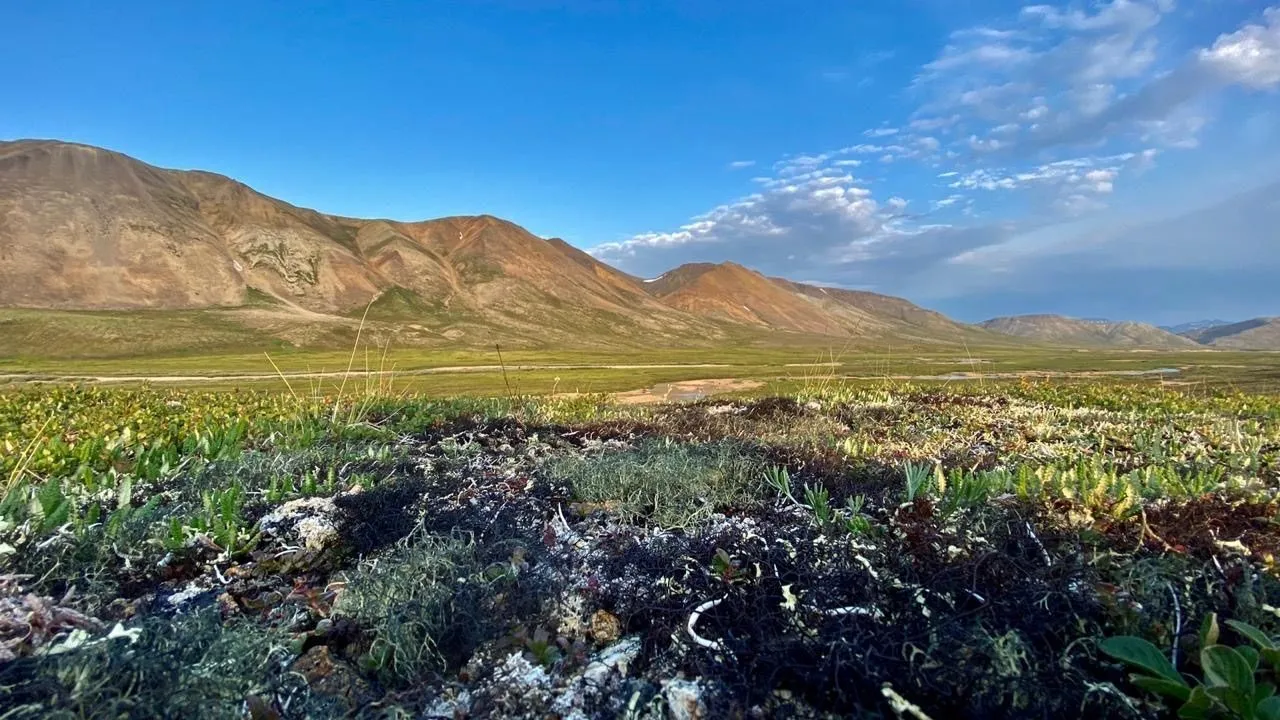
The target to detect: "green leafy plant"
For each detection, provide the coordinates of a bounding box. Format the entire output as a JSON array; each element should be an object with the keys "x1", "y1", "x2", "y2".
[
  {"x1": 843, "y1": 494, "x2": 873, "y2": 536},
  {"x1": 1101, "y1": 614, "x2": 1280, "y2": 719},
  {"x1": 764, "y1": 466, "x2": 874, "y2": 536},
  {"x1": 191, "y1": 482, "x2": 256, "y2": 556},
  {"x1": 763, "y1": 465, "x2": 799, "y2": 505},
  {"x1": 711, "y1": 547, "x2": 742, "y2": 583},
  {"x1": 34, "y1": 480, "x2": 71, "y2": 534},
  {"x1": 902, "y1": 462, "x2": 935, "y2": 503},
  {"x1": 804, "y1": 483, "x2": 834, "y2": 527}
]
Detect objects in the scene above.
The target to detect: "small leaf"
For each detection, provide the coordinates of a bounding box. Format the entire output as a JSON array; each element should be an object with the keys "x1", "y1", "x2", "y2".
[
  {"x1": 1227, "y1": 620, "x2": 1278, "y2": 650},
  {"x1": 1263, "y1": 648, "x2": 1280, "y2": 673},
  {"x1": 1131, "y1": 675, "x2": 1192, "y2": 702},
  {"x1": 1200, "y1": 613, "x2": 1220, "y2": 650},
  {"x1": 1201, "y1": 645, "x2": 1255, "y2": 699},
  {"x1": 1240, "y1": 645, "x2": 1261, "y2": 672},
  {"x1": 1101, "y1": 636, "x2": 1186, "y2": 683},
  {"x1": 1177, "y1": 687, "x2": 1214, "y2": 720},
  {"x1": 1256, "y1": 682, "x2": 1277, "y2": 706},
  {"x1": 1257, "y1": 696, "x2": 1280, "y2": 720}
]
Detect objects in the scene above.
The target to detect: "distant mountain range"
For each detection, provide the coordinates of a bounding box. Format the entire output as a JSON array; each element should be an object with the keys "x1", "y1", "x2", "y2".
[
  {"x1": 1161, "y1": 320, "x2": 1234, "y2": 334},
  {"x1": 978, "y1": 315, "x2": 1280, "y2": 350},
  {"x1": 978, "y1": 315, "x2": 1202, "y2": 349},
  {"x1": 1, "y1": 139, "x2": 1274, "y2": 353},
  {"x1": 1178, "y1": 318, "x2": 1280, "y2": 350}
]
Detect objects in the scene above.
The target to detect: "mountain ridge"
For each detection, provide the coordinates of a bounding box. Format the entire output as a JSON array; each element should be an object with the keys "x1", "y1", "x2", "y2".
[
  {"x1": 1181, "y1": 318, "x2": 1280, "y2": 350},
  {"x1": 979, "y1": 314, "x2": 1202, "y2": 349},
  {"x1": 0, "y1": 138, "x2": 987, "y2": 349}
]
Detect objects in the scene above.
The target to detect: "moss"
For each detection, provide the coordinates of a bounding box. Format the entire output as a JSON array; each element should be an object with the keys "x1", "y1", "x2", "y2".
[
  {"x1": 547, "y1": 438, "x2": 766, "y2": 528},
  {"x1": 0, "y1": 609, "x2": 313, "y2": 719},
  {"x1": 333, "y1": 532, "x2": 500, "y2": 685}
]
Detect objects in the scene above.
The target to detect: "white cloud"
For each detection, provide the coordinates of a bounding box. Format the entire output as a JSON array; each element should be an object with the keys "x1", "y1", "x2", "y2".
[
  {"x1": 946, "y1": 152, "x2": 1146, "y2": 204},
  {"x1": 587, "y1": 2, "x2": 1280, "y2": 314},
  {"x1": 916, "y1": 136, "x2": 942, "y2": 151},
  {"x1": 727, "y1": 160, "x2": 756, "y2": 169},
  {"x1": 1139, "y1": 112, "x2": 1207, "y2": 148},
  {"x1": 1082, "y1": 168, "x2": 1117, "y2": 193},
  {"x1": 1199, "y1": 8, "x2": 1280, "y2": 89},
  {"x1": 908, "y1": 115, "x2": 961, "y2": 132},
  {"x1": 968, "y1": 135, "x2": 1005, "y2": 152},
  {"x1": 922, "y1": 43, "x2": 1035, "y2": 74},
  {"x1": 914, "y1": 0, "x2": 1186, "y2": 152}
]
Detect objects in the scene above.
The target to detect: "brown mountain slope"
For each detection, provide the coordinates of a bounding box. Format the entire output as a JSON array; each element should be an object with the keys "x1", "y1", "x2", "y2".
[
  {"x1": 0, "y1": 140, "x2": 718, "y2": 344},
  {"x1": 2, "y1": 138, "x2": 1013, "y2": 350},
  {"x1": 771, "y1": 279, "x2": 984, "y2": 342},
  {"x1": 0, "y1": 140, "x2": 248, "y2": 309},
  {"x1": 643, "y1": 262, "x2": 843, "y2": 334},
  {"x1": 1183, "y1": 318, "x2": 1280, "y2": 350},
  {"x1": 980, "y1": 315, "x2": 1201, "y2": 349},
  {"x1": 642, "y1": 263, "x2": 991, "y2": 342}
]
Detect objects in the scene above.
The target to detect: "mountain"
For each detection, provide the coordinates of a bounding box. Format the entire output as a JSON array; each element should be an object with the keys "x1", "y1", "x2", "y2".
[
  {"x1": 1181, "y1": 318, "x2": 1280, "y2": 350},
  {"x1": 1163, "y1": 320, "x2": 1234, "y2": 335},
  {"x1": 0, "y1": 139, "x2": 986, "y2": 352},
  {"x1": 979, "y1": 314, "x2": 1202, "y2": 349},
  {"x1": 645, "y1": 262, "x2": 844, "y2": 335}
]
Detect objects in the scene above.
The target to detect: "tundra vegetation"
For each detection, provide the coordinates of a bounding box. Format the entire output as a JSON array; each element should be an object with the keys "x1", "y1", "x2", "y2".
[{"x1": 1, "y1": 376, "x2": 1279, "y2": 718}]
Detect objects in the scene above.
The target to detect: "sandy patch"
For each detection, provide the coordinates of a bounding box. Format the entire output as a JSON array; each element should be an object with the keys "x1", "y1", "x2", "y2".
[{"x1": 613, "y1": 378, "x2": 765, "y2": 405}]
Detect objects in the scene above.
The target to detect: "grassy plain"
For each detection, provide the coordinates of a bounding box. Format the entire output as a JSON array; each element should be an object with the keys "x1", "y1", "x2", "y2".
[{"x1": 3, "y1": 335, "x2": 1280, "y2": 717}]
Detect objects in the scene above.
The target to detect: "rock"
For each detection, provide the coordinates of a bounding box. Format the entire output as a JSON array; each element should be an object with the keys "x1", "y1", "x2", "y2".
[
  {"x1": 589, "y1": 609, "x2": 622, "y2": 644},
  {"x1": 581, "y1": 636, "x2": 641, "y2": 686},
  {"x1": 479, "y1": 652, "x2": 555, "y2": 713},
  {"x1": 290, "y1": 645, "x2": 374, "y2": 708},
  {"x1": 663, "y1": 679, "x2": 707, "y2": 720},
  {"x1": 423, "y1": 689, "x2": 473, "y2": 718},
  {"x1": 165, "y1": 582, "x2": 210, "y2": 607},
  {"x1": 550, "y1": 637, "x2": 643, "y2": 718},
  {"x1": 259, "y1": 497, "x2": 341, "y2": 551},
  {"x1": 215, "y1": 592, "x2": 239, "y2": 617},
  {"x1": 492, "y1": 651, "x2": 552, "y2": 691}
]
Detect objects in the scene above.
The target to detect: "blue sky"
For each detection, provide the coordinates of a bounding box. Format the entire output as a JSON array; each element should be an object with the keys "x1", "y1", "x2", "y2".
[{"x1": 4, "y1": 0, "x2": 1278, "y2": 324}]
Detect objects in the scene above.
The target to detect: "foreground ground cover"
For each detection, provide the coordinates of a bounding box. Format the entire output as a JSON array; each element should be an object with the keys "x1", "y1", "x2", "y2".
[{"x1": 1, "y1": 381, "x2": 1279, "y2": 718}]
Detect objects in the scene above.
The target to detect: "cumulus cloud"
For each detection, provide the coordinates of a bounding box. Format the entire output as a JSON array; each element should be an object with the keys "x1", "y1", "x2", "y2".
[
  {"x1": 586, "y1": 3, "x2": 1280, "y2": 320},
  {"x1": 1199, "y1": 8, "x2": 1280, "y2": 88},
  {"x1": 1013, "y1": 6, "x2": 1280, "y2": 152}
]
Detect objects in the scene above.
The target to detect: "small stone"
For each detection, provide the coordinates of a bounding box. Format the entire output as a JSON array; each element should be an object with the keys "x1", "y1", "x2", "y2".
[
  {"x1": 166, "y1": 583, "x2": 208, "y2": 607},
  {"x1": 663, "y1": 679, "x2": 707, "y2": 720},
  {"x1": 291, "y1": 645, "x2": 374, "y2": 708},
  {"x1": 493, "y1": 652, "x2": 552, "y2": 690},
  {"x1": 581, "y1": 636, "x2": 641, "y2": 686},
  {"x1": 589, "y1": 609, "x2": 622, "y2": 644},
  {"x1": 215, "y1": 592, "x2": 239, "y2": 617},
  {"x1": 259, "y1": 497, "x2": 341, "y2": 551}
]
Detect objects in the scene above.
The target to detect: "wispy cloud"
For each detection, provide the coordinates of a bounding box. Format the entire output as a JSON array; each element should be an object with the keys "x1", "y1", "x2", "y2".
[
  {"x1": 589, "y1": 2, "x2": 1280, "y2": 319},
  {"x1": 727, "y1": 160, "x2": 756, "y2": 169}
]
